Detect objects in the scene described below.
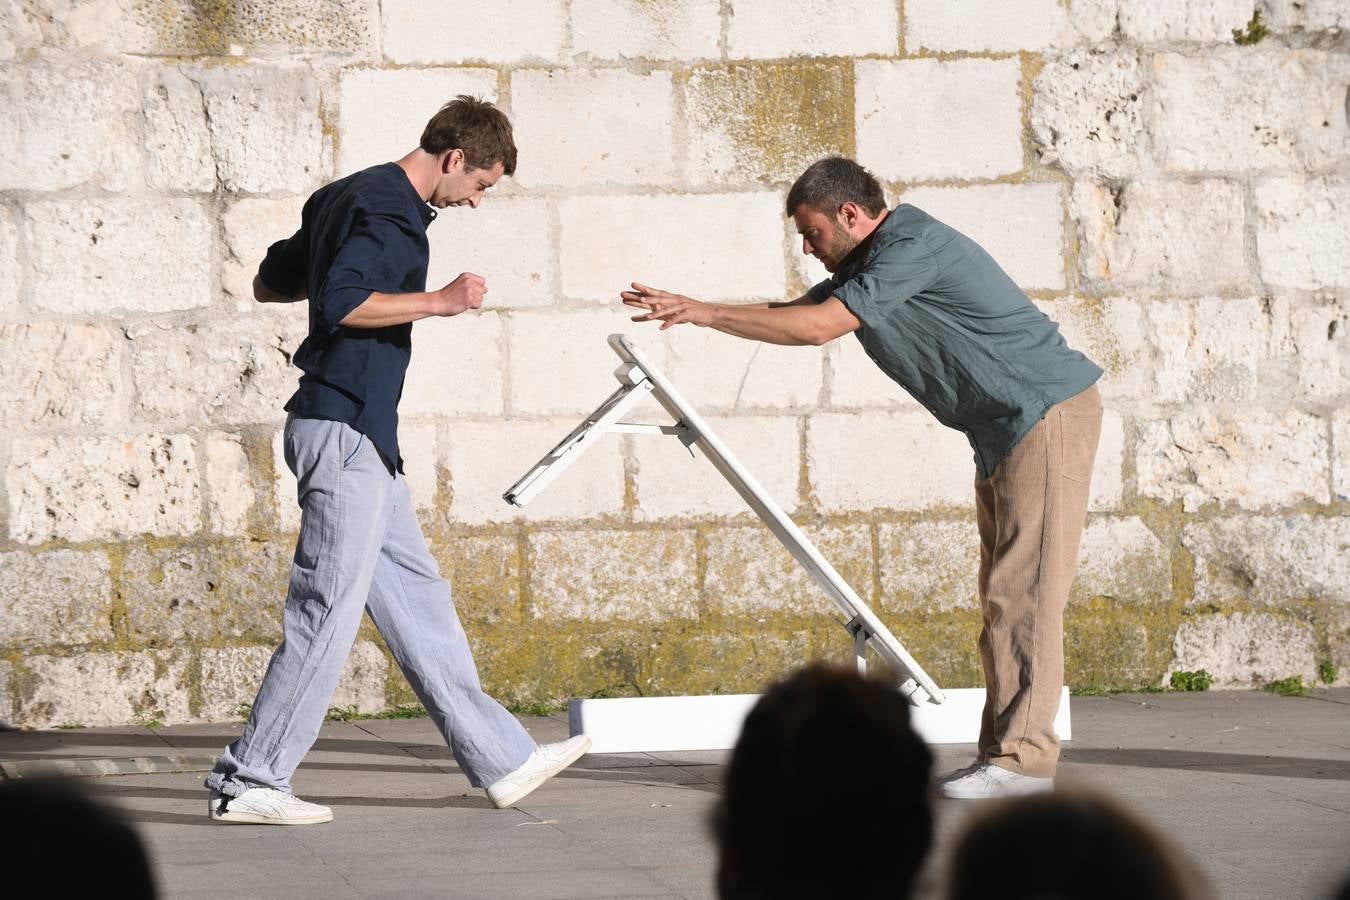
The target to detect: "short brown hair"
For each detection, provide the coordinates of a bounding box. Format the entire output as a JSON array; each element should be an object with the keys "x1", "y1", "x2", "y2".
[
  {"x1": 786, "y1": 156, "x2": 886, "y2": 217},
  {"x1": 420, "y1": 95, "x2": 517, "y2": 176}
]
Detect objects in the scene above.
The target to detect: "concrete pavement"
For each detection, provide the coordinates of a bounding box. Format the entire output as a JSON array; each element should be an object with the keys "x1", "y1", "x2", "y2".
[{"x1": 2, "y1": 689, "x2": 1347, "y2": 899}]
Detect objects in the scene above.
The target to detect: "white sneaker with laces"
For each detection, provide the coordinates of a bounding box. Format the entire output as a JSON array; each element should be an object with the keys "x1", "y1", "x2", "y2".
[
  {"x1": 486, "y1": 735, "x2": 592, "y2": 809},
  {"x1": 208, "y1": 787, "x2": 333, "y2": 825},
  {"x1": 939, "y1": 762, "x2": 1053, "y2": 800}
]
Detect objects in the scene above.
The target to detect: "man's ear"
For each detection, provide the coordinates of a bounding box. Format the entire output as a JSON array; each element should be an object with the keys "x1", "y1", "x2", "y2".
[
  {"x1": 838, "y1": 201, "x2": 861, "y2": 229},
  {"x1": 441, "y1": 148, "x2": 465, "y2": 173}
]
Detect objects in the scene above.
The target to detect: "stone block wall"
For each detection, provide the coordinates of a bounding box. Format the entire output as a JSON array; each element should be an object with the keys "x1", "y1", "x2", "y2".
[{"x1": 1, "y1": 0, "x2": 1346, "y2": 727}]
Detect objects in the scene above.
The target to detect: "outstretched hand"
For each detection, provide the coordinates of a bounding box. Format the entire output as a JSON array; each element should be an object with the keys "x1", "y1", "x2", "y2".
[{"x1": 620, "y1": 282, "x2": 716, "y2": 330}]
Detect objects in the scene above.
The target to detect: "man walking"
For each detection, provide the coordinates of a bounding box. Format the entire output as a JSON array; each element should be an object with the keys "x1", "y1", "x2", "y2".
[
  {"x1": 622, "y1": 156, "x2": 1102, "y2": 799},
  {"x1": 206, "y1": 96, "x2": 589, "y2": 824}
]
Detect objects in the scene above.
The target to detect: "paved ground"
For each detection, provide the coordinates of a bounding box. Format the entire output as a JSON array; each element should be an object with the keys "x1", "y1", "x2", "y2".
[{"x1": 2, "y1": 689, "x2": 1347, "y2": 900}]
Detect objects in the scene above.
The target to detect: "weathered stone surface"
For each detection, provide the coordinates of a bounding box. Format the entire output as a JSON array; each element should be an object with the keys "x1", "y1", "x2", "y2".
[
  {"x1": 331, "y1": 640, "x2": 389, "y2": 713},
  {"x1": 0, "y1": 205, "x2": 16, "y2": 311},
  {"x1": 8, "y1": 433, "x2": 202, "y2": 544},
  {"x1": 272, "y1": 428, "x2": 300, "y2": 533},
  {"x1": 221, "y1": 197, "x2": 307, "y2": 307},
  {"x1": 508, "y1": 310, "x2": 663, "y2": 416},
  {"x1": 1118, "y1": 0, "x2": 1253, "y2": 43},
  {"x1": 95, "y1": 0, "x2": 378, "y2": 56},
  {"x1": 0, "y1": 549, "x2": 112, "y2": 647},
  {"x1": 13, "y1": 650, "x2": 191, "y2": 729},
  {"x1": 1136, "y1": 410, "x2": 1329, "y2": 511},
  {"x1": 512, "y1": 69, "x2": 675, "y2": 188},
  {"x1": 1254, "y1": 176, "x2": 1350, "y2": 290},
  {"x1": 1335, "y1": 409, "x2": 1350, "y2": 502},
  {"x1": 527, "y1": 529, "x2": 697, "y2": 621},
  {"x1": 878, "y1": 520, "x2": 980, "y2": 613},
  {"x1": 856, "y1": 59, "x2": 1024, "y2": 182},
  {"x1": 127, "y1": 318, "x2": 305, "y2": 426},
  {"x1": 1074, "y1": 517, "x2": 1171, "y2": 605},
  {"x1": 668, "y1": 328, "x2": 824, "y2": 411},
  {"x1": 429, "y1": 532, "x2": 522, "y2": 626},
  {"x1": 143, "y1": 66, "x2": 215, "y2": 193},
  {"x1": 1073, "y1": 179, "x2": 1250, "y2": 292},
  {"x1": 1184, "y1": 516, "x2": 1350, "y2": 609},
  {"x1": 1290, "y1": 301, "x2": 1348, "y2": 398},
  {"x1": 1090, "y1": 409, "x2": 1125, "y2": 512},
  {"x1": 0, "y1": 323, "x2": 121, "y2": 429},
  {"x1": 1148, "y1": 297, "x2": 1270, "y2": 403},
  {"x1": 705, "y1": 524, "x2": 872, "y2": 615},
  {"x1": 0, "y1": 61, "x2": 142, "y2": 192},
  {"x1": 204, "y1": 432, "x2": 255, "y2": 536},
  {"x1": 198, "y1": 640, "x2": 387, "y2": 723},
  {"x1": 632, "y1": 415, "x2": 801, "y2": 519},
  {"x1": 1260, "y1": 0, "x2": 1350, "y2": 31},
  {"x1": 899, "y1": 183, "x2": 1066, "y2": 291},
  {"x1": 1152, "y1": 50, "x2": 1350, "y2": 175},
  {"x1": 1169, "y1": 612, "x2": 1318, "y2": 687},
  {"x1": 426, "y1": 198, "x2": 553, "y2": 309},
  {"x1": 683, "y1": 61, "x2": 852, "y2": 185},
  {"x1": 1032, "y1": 49, "x2": 1148, "y2": 179},
  {"x1": 0, "y1": 660, "x2": 10, "y2": 724},
  {"x1": 807, "y1": 411, "x2": 976, "y2": 512},
  {"x1": 398, "y1": 422, "x2": 438, "y2": 513},
  {"x1": 120, "y1": 541, "x2": 290, "y2": 645},
  {"x1": 445, "y1": 418, "x2": 625, "y2": 524},
  {"x1": 906, "y1": 0, "x2": 1070, "y2": 52},
  {"x1": 824, "y1": 338, "x2": 921, "y2": 410},
  {"x1": 726, "y1": 0, "x2": 899, "y2": 58},
  {"x1": 402, "y1": 312, "x2": 504, "y2": 418},
  {"x1": 28, "y1": 199, "x2": 214, "y2": 314},
  {"x1": 560, "y1": 193, "x2": 786, "y2": 301},
  {"x1": 1037, "y1": 296, "x2": 1151, "y2": 402},
  {"x1": 198, "y1": 64, "x2": 328, "y2": 194},
  {"x1": 571, "y1": 0, "x2": 720, "y2": 60},
  {"x1": 382, "y1": 0, "x2": 564, "y2": 64},
  {"x1": 338, "y1": 67, "x2": 499, "y2": 174}
]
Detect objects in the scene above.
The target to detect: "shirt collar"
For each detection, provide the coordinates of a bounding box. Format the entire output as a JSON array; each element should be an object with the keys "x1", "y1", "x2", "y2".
[{"x1": 833, "y1": 207, "x2": 894, "y2": 281}]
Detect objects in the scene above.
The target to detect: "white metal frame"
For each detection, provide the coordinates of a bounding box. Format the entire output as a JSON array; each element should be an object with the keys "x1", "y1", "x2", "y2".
[{"x1": 504, "y1": 334, "x2": 945, "y2": 707}]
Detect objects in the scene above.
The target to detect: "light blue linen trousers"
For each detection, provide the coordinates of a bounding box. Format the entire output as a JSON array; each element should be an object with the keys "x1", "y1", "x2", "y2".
[{"x1": 207, "y1": 416, "x2": 535, "y2": 796}]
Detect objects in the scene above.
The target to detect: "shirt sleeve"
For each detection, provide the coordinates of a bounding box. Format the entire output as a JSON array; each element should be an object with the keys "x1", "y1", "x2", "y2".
[
  {"x1": 313, "y1": 209, "x2": 424, "y2": 334},
  {"x1": 257, "y1": 226, "x2": 309, "y2": 298},
  {"x1": 828, "y1": 236, "x2": 939, "y2": 329},
  {"x1": 806, "y1": 277, "x2": 836, "y2": 303}
]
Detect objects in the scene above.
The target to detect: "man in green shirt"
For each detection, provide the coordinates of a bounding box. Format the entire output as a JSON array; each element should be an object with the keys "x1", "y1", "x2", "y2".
[{"x1": 622, "y1": 156, "x2": 1102, "y2": 799}]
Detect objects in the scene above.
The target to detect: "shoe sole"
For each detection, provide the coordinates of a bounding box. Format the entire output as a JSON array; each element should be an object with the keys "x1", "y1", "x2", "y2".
[
  {"x1": 209, "y1": 809, "x2": 333, "y2": 825},
  {"x1": 940, "y1": 780, "x2": 1054, "y2": 801},
  {"x1": 489, "y1": 736, "x2": 593, "y2": 809}
]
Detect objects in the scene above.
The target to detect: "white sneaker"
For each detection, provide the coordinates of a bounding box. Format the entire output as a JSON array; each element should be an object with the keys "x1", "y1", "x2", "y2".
[
  {"x1": 208, "y1": 787, "x2": 333, "y2": 825},
  {"x1": 939, "y1": 762, "x2": 1053, "y2": 800},
  {"x1": 486, "y1": 735, "x2": 592, "y2": 809}
]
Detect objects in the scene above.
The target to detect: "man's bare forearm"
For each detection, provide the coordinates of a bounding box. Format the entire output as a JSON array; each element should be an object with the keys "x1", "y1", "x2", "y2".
[
  {"x1": 338, "y1": 291, "x2": 444, "y2": 329},
  {"x1": 707, "y1": 303, "x2": 839, "y2": 346}
]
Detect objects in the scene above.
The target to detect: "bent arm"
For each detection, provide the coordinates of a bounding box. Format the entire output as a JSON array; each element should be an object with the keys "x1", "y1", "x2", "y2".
[
  {"x1": 338, "y1": 290, "x2": 443, "y2": 329},
  {"x1": 253, "y1": 273, "x2": 306, "y2": 304}
]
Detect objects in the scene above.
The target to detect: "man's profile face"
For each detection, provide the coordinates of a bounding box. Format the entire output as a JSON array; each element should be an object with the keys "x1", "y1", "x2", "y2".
[
  {"x1": 792, "y1": 204, "x2": 859, "y2": 273},
  {"x1": 431, "y1": 152, "x2": 506, "y2": 209}
]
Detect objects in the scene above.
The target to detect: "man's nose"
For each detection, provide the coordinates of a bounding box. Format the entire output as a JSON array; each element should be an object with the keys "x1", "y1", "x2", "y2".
[{"x1": 468, "y1": 195, "x2": 481, "y2": 209}]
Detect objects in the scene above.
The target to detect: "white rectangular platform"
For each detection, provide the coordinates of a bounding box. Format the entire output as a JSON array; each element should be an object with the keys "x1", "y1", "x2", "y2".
[{"x1": 569, "y1": 688, "x2": 1071, "y2": 754}]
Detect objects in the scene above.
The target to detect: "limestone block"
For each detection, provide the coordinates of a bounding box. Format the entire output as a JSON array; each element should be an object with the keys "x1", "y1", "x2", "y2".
[
  {"x1": 1036, "y1": 296, "x2": 1151, "y2": 402},
  {"x1": 1184, "y1": 516, "x2": 1350, "y2": 609},
  {"x1": 526, "y1": 529, "x2": 697, "y2": 620},
  {"x1": 142, "y1": 66, "x2": 214, "y2": 193},
  {"x1": 198, "y1": 646, "x2": 272, "y2": 723},
  {"x1": 1058, "y1": 0, "x2": 1121, "y2": 46},
  {"x1": 1136, "y1": 410, "x2": 1329, "y2": 511},
  {"x1": 898, "y1": 183, "x2": 1066, "y2": 290},
  {"x1": 120, "y1": 541, "x2": 291, "y2": 645},
  {"x1": 331, "y1": 641, "x2": 389, "y2": 713},
  {"x1": 221, "y1": 197, "x2": 308, "y2": 307},
  {"x1": 399, "y1": 422, "x2": 438, "y2": 512},
  {"x1": 1031, "y1": 49, "x2": 1148, "y2": 179},
  {"x1": 560, "y1": 193, "x2": 785, "y2": 301},
  {"x1": 856, "y1": 59, "x2": 1024, "y2": 182},
  {"x1": 683, "y1": 61, "x2": 852, "y2": 185},
  {"x1": 1090, "y1": 409, "x2": 1125, "y2": 512},
  {"x1": 906, "y1": 0, "x2": 1069, "y2": 52},
  {"x1": 1117, "y1": 0, "x2": 1253, "y2": 43},
  {"x1": 0, "y1": 206, "x2": 16, "y2": 311},
  {"x1": 0, "y1": 660, "x2": 10, "y2": 724},
  {"x1": 1147, "y1": 297, "x2": 1269, "y2": 403},
  {"x1": 13, "y1": 650, "x2": 191, "y2": 729},
  {"x1": 445, "y1": 419, "x2": 625, "y2": 524},
  {"x1": 0, "y1": 550, "x2": 112, "y2": 647},
  {"x1": 9, "y1": 433, "x2": 202, "y2": 543},
  {"x1": 632, "y1": 415, "x2": 801, "y2": 519},
  {"x1": 1073, "y1": 180, "x2": 1250, "y2": 292},
  {"x1": 1260, "y1": 0, "x2": 1349, "y2": 31},
  {"x1": 705, "y1": 524, "x2": 872, "y2": 615},
  {"x1": 127, "y1": 317, "x2": 305, "y2": 426},
  {"x1": 1169, "y1": 612, "x2": 1317, "y2": 687},
  {"x1": 1290, "y1": 302, "x2": 1348, "y2": 398},
  {"x1": 382, "y1": 0, "x2": 564, "y2": 64},
  {"x1": 1254, "y1": 175, "x2": 1350, "y2": 290},
  {"x1": 29, "y1": 199, "x2": 214, "y2": 314},
  {"x1": 429, "y1": 532, "x2": 522, "y2": 625},
  {"x1": 197, "y1": 65, "x2": 328, "y2": 194},
  {"x1": 1073, "y1": 517, "x2": 1170, "y2": 605},
  {"x1": 403, "y1": 312, "x2": 504, "y2": 417},
  {"x1": 571, "y1": 0, "x2": 720, "y2": 60},
  {"x1": 0, "y1": 2, "x2": 43, "y2": 60},
  {"x1": 726, "y1": 0, "x2": 899, "y2": 58},
  {"x1": 511, "y1": 69, "x2": 675, "y2": 188},
  {"x1": 508, "y1": 310, "x2": 667, "y2": 416},
  {"x1": 1336, "y1": 409, "x2": 1350, "y2": 502},
  {"x1": 204, "y1": 433, "x2": 255, "y2": 536},
  {"x1": 94, "y1": 0, "x2": 378, "y2": 56},
  {"x1": 0, "y1": 61, "x2": 142, "y2": 192},
  {"x1": 0, "y1": 323, "x2": 121, "y2": 429},
  {"x1": 878, "y1": 520, "x2": 980, "y2": 613},
  {"x1": 1152, "y1": 50, "x2": 1349, "y2": 175},
  {"x1": 824, "y1": 338, "x2": 921, "y2": 410},
  {"x1": 426, "y1": 198, "x2": 553, "y2": 309},
  {"x1": 807, "y1": 411, "x2": 976, "y2": 512},
  {"x1": 667, "y1": 328, "x2": 824, "y2": 411},
  {"x1": 337, "y1": 67, "x2": 498, "y2": 174},
  {"x1": 273, "y1": 429, "x2": 300, "y2": 533}
]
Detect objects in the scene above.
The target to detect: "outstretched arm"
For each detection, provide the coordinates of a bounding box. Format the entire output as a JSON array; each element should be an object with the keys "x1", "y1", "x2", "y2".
[{"x1": 621, "y1": 282, "x2": 859, "y2": 346}]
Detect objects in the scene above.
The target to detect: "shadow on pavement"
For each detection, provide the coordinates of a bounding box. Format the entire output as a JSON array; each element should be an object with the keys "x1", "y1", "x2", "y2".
[{"x1": 1068, "y1": 748, "x2": 1350, "y2": 780}]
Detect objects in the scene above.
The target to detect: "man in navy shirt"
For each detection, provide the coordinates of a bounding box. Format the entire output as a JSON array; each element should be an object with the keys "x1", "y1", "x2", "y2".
[{"x1": 206, "y1": 96, "x2": 590, "y2": 825}]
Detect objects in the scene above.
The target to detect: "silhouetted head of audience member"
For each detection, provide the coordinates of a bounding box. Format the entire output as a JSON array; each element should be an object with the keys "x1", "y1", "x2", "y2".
[
  {"x1": 0, "y1": 776, "x2": 157, "y2": 898},
  {"x1": 713, "y1": 664, "x2": 934, "y2": 900},
  {"x1": 946, "y1": 790, "x2": 1211, "y2": 900}
]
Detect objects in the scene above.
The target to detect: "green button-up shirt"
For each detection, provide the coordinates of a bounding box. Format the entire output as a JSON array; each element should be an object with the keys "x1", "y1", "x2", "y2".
[{"x1": 809, "y1": 204, "x2": 1102, "y2": 480}]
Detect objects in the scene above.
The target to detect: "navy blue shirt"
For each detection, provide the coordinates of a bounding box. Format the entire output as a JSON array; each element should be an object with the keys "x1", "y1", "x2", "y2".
[{"x1": 260, "y1": 163, "x2": 437, "y2": 474}]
